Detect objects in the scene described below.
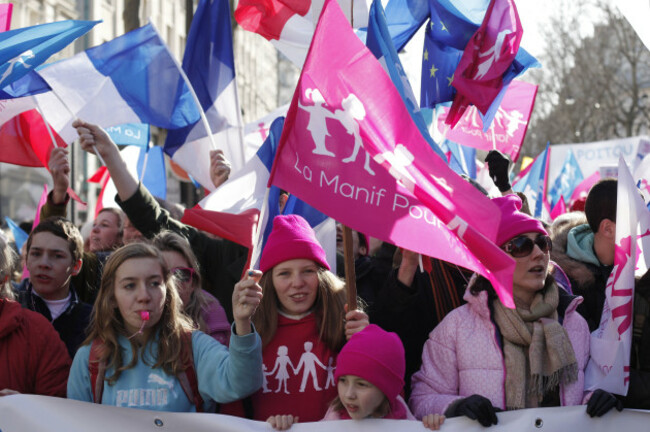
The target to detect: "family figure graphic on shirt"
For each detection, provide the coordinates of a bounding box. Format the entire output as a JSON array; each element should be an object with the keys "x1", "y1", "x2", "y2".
[{"x1": 262, "y1": 342, "x2": 335, "y2": 394}]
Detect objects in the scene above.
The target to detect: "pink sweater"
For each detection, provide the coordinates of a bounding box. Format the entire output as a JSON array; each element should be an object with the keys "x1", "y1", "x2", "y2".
[{"x1": 409, "y1": 289, "x2": 590, "y2": 418}]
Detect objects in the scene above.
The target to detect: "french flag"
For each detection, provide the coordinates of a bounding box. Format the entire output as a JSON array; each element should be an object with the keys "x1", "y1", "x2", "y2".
[
  {"x1": 164, "y1": 0, "x2": 245, "y2": 191},
  {"x1": 182, "y1": 116, "x2": 336, "y2": 271},
  {"x1": 32, "y1": 23, "x2": 201, "y2": 144},
  {"x1": 235, "y1": 0, "x2": 371, "y2": 67}
]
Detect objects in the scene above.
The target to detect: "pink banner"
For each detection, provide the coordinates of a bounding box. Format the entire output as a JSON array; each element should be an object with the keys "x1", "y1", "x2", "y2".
[
  {"x1": 0, "y1": 3, "x2": 12, "y2": 32},
  {"x1": 446, "y1": 0, "x2": 523, "y2": 126},
  {"x1": 436, "y1": 80, "x2": 537, "y2": 162},
  {"x1": 269, "y1": 0, "x2": 516, "y2": 307}
]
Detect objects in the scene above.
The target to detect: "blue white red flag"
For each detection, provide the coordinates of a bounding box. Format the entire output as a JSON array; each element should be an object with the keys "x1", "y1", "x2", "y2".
[
  {"x1": 33, "y1": 24, "x2": 201, "y2": 144},
  {"x1": 0, "y1": 20, "x2": 99, "y2": 89},
  {"x1": 164, "y1": 0, "x2": 245, "y2": 190},
  {"x1": 184, "y1": 117, "x2": 336, "y2": 271}
]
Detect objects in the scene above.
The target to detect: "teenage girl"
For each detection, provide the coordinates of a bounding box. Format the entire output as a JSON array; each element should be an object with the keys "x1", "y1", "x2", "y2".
[{"x1": 67, "y1": 243, "x2": 263, "y2": 411}]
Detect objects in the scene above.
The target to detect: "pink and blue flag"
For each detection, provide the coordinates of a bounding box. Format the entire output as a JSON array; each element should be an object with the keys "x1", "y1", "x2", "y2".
[
  {"x1": 435, "y1": 80, "x2": 537, "y2": 162},
  {"x1": 585, "y1": 157, "x2": 650, "y2": 395},
  {"x1": 268, "y1": 0, "x2": 516, "y2": 307},
  {"x1": 164, "y1": 0, "x2": 245, "y2": 191},
  {"x1": 568, "y1": 170, "x2": 600, "y2": 209},
  {"x1": 0, "y1": 20, "x2": 99, "y2": 90},
  {"x1": 445, "y1": 0, "x2": 523, "y2": 127}
]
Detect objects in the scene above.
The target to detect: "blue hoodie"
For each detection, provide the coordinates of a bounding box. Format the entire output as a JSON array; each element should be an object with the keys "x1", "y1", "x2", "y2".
[{"x1": 68, "y1": 327, "x2": 262, "y2": 412}]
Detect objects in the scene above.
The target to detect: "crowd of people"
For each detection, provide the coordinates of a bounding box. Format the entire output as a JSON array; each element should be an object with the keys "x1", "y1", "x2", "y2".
[{"x1": 0, "y1": 119, "x2": 645, "y2": 429}]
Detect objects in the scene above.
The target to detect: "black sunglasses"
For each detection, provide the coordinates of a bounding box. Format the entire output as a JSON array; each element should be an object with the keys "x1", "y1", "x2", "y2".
[
  {"x1": 170, "y1": 267, "x2": 195, "y2": 283},
  {"x1": 502, "y1": 234, "x2": 552, "y2": 258}
]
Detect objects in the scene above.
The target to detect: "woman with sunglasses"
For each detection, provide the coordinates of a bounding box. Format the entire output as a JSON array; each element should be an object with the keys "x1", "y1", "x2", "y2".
[
  {"x1": 409, "y1": 194, "x2": 621, "y2": 427},
  {"x1": 153, "y1": 232, "x2": 231, "y2": 345}
]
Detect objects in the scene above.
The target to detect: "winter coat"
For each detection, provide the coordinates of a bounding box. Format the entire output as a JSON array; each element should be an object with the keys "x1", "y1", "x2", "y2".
[
  {"x1": 15, "y1": 280, "x2": 92, "y2": 358},
  {"x1": 0, "y1": 298, "x2": 71, "y2": 396},
  {"x1": 409, "y1": 287, "x2": 590, "y2": 418}
]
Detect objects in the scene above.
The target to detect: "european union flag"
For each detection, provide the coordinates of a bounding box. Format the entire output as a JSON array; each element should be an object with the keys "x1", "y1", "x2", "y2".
[{"x1": 366, "y1": 0, "x2": 445, "y2": 160}]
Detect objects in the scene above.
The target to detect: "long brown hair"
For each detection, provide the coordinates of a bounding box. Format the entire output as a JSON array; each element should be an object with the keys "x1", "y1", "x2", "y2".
[
  {"x1": 84, "y1": 243, "x2": 194, "y2": 384},
  {"x1": 152, "y1": 231, "x2": 209, "y2": 332},
  {"x1": 253, "y1": 266, "x2": 347, "y2": 352}
]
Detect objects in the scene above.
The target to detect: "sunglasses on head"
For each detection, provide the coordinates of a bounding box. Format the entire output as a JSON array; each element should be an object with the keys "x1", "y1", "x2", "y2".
[
  {"x1": 502, "y1": 234, "x2": 552, "y2": 258},
  {"x1": 170, "y1": 267, "x2": 195, "y2": 283}
]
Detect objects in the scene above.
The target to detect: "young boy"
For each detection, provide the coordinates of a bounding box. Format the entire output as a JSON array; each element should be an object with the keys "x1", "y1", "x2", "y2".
[{"x1": 15, "y1": 217, "x2": 92, "y2": 357}]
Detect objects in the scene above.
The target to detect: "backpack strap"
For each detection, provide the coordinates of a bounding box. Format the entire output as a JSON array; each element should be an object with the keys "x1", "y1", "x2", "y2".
[
  {"x1": 88, "y1": 338, "x2": 106, "y2": 404},
  {"x1": 178, "y1": 331, "x2": 204, "y2": 412}
]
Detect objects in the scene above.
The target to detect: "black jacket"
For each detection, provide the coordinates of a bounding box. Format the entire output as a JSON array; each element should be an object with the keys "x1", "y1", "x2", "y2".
[{"x1": 14, "y1": 280, "x2": 92, "y2": 358}]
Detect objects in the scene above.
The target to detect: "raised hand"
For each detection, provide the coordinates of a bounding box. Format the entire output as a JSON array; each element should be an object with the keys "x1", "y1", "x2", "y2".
[
  {"x1": 210, "y1": 149, "x2": 231, "y2": 189},
  {"x1": 485, "y1": 150, "x2": 512, "y2": 193},
  {"x1": 232, "y1": 270, "x2": 264, "y2": 336},
  {"x1": 48, "y1": 147, "x2": 71, "y2": 205}
]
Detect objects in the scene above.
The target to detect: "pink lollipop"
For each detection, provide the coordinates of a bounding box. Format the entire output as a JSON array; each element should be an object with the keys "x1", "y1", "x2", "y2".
[{"x1": 128, "y1": 310, "x2": 150, "y2": 339}]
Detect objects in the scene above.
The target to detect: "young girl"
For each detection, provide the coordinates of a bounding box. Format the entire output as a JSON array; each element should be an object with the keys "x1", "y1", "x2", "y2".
[
  {"x1": 67, "y1": 243, "x2": 263, "y2": 412},
  {"x1": 152, "y1": 231, "x2": 231, "y2": 345},
  {"x1": 222, "y1": 214, "x2": 368, "y2": 422},
  {"x1": 267, "y1": 325, "x2": 445, "y2": 430}
]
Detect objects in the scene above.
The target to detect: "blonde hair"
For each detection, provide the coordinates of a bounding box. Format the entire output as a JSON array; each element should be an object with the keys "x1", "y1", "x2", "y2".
[
  {"x1": 0, "y1": 233, "x2": 16, "y2": 300},
  {"x1": 84, "y1": 243, "x2": 194, "y2": 384},
  {"x1": 253, "y1": 266, "x2": 347, "y2": 352},
  {"x1": 152, "y1": 231, "x2": 209, "y2": 332}
]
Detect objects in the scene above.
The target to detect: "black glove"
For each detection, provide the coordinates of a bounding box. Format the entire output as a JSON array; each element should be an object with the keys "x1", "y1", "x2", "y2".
[
  {"x1": 586, "y1": 389, "x2": 624, "y2": 417},
  {"x1": 445, "y1": 394, "x2": 499, "y2": 427},
  {"x1": 485, "y1": 150, "x2": 512, "y2": 192}
]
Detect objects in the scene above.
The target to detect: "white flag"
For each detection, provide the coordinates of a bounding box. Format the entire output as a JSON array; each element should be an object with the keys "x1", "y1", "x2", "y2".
[{"x1": 585, "y1": 157, "x2": 650, "y2": 394}]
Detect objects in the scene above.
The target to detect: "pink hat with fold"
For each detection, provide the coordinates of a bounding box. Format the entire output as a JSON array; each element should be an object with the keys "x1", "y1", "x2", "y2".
[
  {"x1": 493, "y1": 194, "x2": 547, "y2": 246},
  {"x1": 260, "y1": 215, "x2": 330, "y2": 273}
]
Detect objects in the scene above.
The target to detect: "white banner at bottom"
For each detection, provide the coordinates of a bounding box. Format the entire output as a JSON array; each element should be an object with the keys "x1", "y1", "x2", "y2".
[{"x1": 1, "y1": 395, "x2": 649, "y2": 432}]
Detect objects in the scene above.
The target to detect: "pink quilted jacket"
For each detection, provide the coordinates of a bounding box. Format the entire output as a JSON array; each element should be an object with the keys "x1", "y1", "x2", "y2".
[{"x1": 409, "y1": 289, "x2": 590, "y2": 418}]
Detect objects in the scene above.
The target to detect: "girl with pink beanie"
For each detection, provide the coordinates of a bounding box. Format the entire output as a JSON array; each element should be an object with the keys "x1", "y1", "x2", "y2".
[
  {"x1": 221, "y1": 214, "x2": 369, "y2": 422},
  {"x1": 268, "y1": 324, "x2": 445, "y2": 430}
]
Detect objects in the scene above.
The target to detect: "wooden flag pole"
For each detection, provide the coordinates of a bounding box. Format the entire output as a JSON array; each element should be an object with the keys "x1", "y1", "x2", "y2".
[{"x1": 342, "y1": 225, "x2": 357, "y2": 311}]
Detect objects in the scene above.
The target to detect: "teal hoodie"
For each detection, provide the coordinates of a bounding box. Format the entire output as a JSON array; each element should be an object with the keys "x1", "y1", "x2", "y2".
[
  {"x1": 566, "y1": 223, "x2": 602, "y2": 267},
  {"x1": 68, "y1": 327, "x2": 262, "y2": 412}
]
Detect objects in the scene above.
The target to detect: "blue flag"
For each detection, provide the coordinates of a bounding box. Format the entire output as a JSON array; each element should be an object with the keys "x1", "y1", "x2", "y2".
[
  {"x1": 513, "y1": 143, "x2": 550, "y2": 218},
  {"x1": 164, "y1": 0, "x2": 244, "y2": 190},
  {"x1": 0, "y1": 71, "x2": 50, "y2": 99},
  {"x1": 136, "y1": 146, "x2": 167, "y2": 200},
  {"x1": 0, "y1": 20, "x2": 99, "y2": 89},
  {"x1": 365, "y1": 0, "x2": 445, "y2": 160},
  {"x1": 548, "y1": 149, "x2": 584, "y2": 208},
  {"x1": 4, "y1": 216, "x2": 28, "y2": 252}
]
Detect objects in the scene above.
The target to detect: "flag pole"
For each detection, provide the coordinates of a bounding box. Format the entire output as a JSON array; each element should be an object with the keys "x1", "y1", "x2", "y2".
[
  {"x1": 149, "y1": 21, "x2": 217, "y2": 153},
  {"x1": 249, "y1": 187, "x2": 271, "y2": 270},
  {"x1": 342, "y1": 225, "x2": 357, "y2": 311}
]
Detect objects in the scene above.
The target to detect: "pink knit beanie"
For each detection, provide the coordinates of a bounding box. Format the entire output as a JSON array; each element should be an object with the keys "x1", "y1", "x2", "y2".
[
  {"x1": 259, "y1": 214, "x2": 330, "y2": 273},
  {"x1": 493, "y1": 194, "x2": 547, "y2": 246},
  {"x1": 334, "y1": 324, "x2": 405, "y2": 402}
]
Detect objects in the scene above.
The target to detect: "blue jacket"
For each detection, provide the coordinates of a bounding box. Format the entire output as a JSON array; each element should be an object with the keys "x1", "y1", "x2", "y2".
[{"x1": 68, "y1": 327, "x2": 262, "y2": 412}]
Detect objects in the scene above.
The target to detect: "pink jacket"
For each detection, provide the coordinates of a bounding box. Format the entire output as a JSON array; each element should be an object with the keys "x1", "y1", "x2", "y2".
[
  {"x1": 409, "y1": 289, "x2": 590, "y2": 418},
  {"x1": 201, "y1": 290, "x2": 231, "y2": 346},
  {"x1": 322, "y1": 396, "x2": 416, "y2": 420}
]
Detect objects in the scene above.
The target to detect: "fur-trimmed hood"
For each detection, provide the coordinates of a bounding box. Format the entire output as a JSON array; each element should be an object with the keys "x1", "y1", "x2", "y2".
[{"x1": 550, "y1": 213, "x2": 597, "y2": 291}]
